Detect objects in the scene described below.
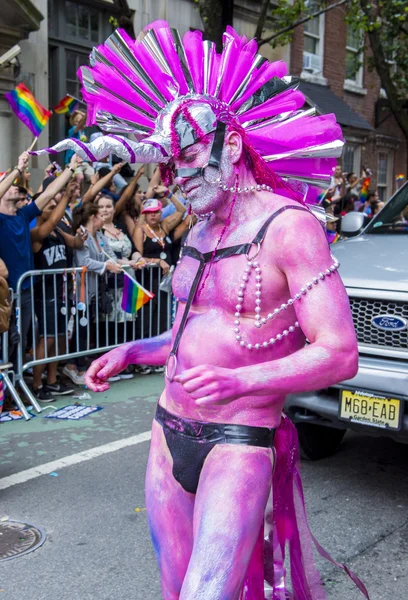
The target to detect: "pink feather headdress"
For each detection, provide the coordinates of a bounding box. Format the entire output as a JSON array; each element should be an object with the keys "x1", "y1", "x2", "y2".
[{"x1": 31, "y1": 21, "x2": 343, "y2": 202}]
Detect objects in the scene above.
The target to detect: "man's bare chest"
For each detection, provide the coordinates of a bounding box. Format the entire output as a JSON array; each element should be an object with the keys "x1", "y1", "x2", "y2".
[{"x1": 172, "y1": 248, "x2": 289, "y2": 316}]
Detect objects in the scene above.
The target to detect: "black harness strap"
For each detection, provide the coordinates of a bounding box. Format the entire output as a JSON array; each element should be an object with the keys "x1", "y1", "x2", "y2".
[{"x1": 165, "y1": 205, "x2": 309, "y2": 380}]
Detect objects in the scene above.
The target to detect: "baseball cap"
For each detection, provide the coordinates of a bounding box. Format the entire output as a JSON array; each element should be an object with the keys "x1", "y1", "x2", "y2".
[{"x1": 142, "y1": 199, "x2": 163, "y2": 214}]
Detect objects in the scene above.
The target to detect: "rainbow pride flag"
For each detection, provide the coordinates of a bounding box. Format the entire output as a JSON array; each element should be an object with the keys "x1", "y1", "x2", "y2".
[
  {"x1": 121, "y1": 273, "x2": 154, "y2": 314},
  {"x1": 54, "y1": 95, "x2": 80, "y2": 115},
  {"x1": 359, "y1": 177, "x2": 371, "y2": 204},
  {"x1": 5, "y1": 83, "x2": 52, "y2": 137}
]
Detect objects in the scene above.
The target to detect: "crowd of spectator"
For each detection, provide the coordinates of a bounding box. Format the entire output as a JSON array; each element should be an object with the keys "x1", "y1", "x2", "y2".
[
  {"x1": 0, "y1": 140, "x2": 192, "y2": 405},
  {"x1": 323, "y1": 165, "x2": 384, "y2": 243},
  {"x1": 0, "y1": 134, "x2": 389, "y2": 408}
]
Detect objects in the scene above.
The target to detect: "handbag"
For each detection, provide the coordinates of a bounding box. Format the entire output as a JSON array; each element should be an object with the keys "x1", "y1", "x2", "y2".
[
  {"x1": 0, "y1": 277, "x2": 12, "y2": 334},
  {"x1": 159, "y1": 266, "x2": 175, "y2": 294}
]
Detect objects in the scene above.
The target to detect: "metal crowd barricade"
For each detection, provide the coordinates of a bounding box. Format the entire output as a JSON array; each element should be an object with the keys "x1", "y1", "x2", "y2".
[
  {"x1": 14, "y1": 264, "x2": 173, "y2": 420},
  {"x1": 0, "y1": 329, "x2": 33, "y2": 420}
]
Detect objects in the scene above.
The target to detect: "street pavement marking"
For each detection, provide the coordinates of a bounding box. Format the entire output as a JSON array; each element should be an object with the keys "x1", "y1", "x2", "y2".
[{"x1": 0, "y1": 430, "x2": 151, "y2": 491}]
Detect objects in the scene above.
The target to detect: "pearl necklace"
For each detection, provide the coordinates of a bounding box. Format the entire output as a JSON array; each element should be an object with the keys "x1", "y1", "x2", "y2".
[
  {"x1": 233, "y1": 252, "x2": 340, "y2": 350},
  {"x1": 218, "y1": 183, "x2": 274, "y2": 194}
]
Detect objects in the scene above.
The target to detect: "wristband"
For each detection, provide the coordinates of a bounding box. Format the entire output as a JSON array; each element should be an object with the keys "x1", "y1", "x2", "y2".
[
  {"x1": 66, "y1": 165, "x2": 75, "y2": 173},
  {"x1": 14, "y1": 166, "x2": 22, "y2": 175}
]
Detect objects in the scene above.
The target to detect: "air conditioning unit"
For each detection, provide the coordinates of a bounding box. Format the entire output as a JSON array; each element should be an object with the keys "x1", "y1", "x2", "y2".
[{"x1": 303, "y1": 52, "x2": 322, "y2": 74}]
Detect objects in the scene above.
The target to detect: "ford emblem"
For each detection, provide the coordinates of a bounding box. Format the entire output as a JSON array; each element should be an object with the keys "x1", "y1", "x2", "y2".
[{"x1": 372, "y1": 315, "x2": 408, "y2": 331}]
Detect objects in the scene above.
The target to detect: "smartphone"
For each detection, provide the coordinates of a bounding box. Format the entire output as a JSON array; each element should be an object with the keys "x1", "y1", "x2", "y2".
[
  {"x1": 80, "y1": 225, "x2": 86, "y2": 234},
  {"x1": 49, "y1": 161, "x2": 62, "y2": 174}
]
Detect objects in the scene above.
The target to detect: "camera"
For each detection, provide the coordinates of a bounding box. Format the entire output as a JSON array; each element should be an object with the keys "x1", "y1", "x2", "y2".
[{"x1": 0, "y1": 45, "x2": 21, "y2": 68}]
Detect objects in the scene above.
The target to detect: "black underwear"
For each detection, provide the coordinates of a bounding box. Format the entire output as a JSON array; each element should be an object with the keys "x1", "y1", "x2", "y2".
[{"x1": 155, "y1": 404, "x2": 276, "y2": 495}]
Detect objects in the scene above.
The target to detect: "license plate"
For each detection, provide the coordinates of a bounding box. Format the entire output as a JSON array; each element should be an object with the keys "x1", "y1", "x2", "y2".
[{"x1": 339, "y1": 389, "x2": 402, "y2": 430}]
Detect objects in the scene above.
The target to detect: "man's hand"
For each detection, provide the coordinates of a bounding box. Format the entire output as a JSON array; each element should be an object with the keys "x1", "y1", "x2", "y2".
[
  {"x1": 174, "y1": 365, "x2": 247, "y2": 406},
  {"x1": 65, "y1": 180, "x2": 78, "y2": 200},
  {"x1": 90, "y1": 172, "x2": 99, "y2": 185},
  {"x1": 112, "y1": 161, "x2": 126, "y2": 174},
  {"x1": 18, "y1": 151, "x2": 30, "y2": 172},
  {"x1": 85, "y1": 347, "x2": 130, "y2": 392},
  {"x1": 159, "y1": 260, "x2": 170, "y2": 275},
  {"x1": 69, "y1": 154, "x2": 81, "y2": 171}
]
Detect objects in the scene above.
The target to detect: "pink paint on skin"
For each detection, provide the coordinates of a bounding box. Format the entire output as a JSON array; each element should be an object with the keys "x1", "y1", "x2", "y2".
[{"x1": 85, "y1": 129, "x2": 361, "y2": 599}]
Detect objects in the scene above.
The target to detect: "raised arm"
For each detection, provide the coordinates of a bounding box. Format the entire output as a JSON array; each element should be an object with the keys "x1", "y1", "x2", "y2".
[
  {"x1": 57, "y1": 227, "x2": 84, "y2": 249},
  {"x1": 0, "y1": 152, "x2": 29, "y2": 200},
  {"x1": 82, "y1": 162, "x2": 125, "y2": 204},
  {"x1": 31, "y1": 180, "x2": 78, "y2": 248},
  {"x1": 145, "y1": 166, "x2": 161, "y2": 199},
  {"x1": 34, "y1": 155, "x2": 80, "y2": 212},
  {"x1": 162, "y1": 190, "x2": 186, "y2": 234},
  {"x1": 85, "y1": 330, "x2": 172, "y2": 391},
  {"x1": 114, "y1": 165, "x2": 145, "y2": 217}
]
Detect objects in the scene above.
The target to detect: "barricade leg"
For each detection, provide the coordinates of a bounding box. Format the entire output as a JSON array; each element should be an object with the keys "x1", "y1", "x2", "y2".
[
  {"x1": 18, "y1": 377, "x2": 43, "y2": 414},
  {"x1": 2, "y1": 371, "x2": 31, "y2": 421}
]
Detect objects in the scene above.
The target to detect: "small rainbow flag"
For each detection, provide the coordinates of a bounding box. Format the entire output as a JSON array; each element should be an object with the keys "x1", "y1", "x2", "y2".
[
  {"x1": 326, "y1": 230, "x2": 340, "y2": 245},
  {"x1": 121, "y1": 273, "x2": 154, "y2": 314},
  {"x1": 5, "y1": 83, "x2": 52, "y2": 137},
  {"x1": 54, "y1": 95, "x2": 80, "y2": 115},
  {"x1": 359, "y1": 177, "x2": 371, "y2": 204}
]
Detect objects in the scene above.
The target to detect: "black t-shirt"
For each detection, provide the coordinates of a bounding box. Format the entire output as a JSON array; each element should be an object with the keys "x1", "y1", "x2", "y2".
[{"x1": 34, "y1": 230, "x2": 68, "y2": 297}]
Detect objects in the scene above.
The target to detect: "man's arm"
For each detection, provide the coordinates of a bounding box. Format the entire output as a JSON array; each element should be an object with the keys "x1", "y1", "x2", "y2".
[
  {"x1": 82, "y1": 162, "x2": 125, "y2": 203},
  {"x1": 0, "y1": 152, "x2": 29, "y2": 200},
  {"x1": 34, "y1": 155, "x2": 79, "y2": 212},
  {"x1": 85, "y1": 330, "x2": 172, "y2": 391},
  {"x1": 239, "y1": 214, "x2": 358, "y2": 395},
  {"x1": 114, "y1": 166, "x2": 145, "y2": 217},
  {"x1": 31, "y1": 180, "x2": 77, "y2": 248},
  {"x1": 57, "y1": 228, "x2": 84, "y2": 249},
  {"x1": 162, "y1": 191, "x2": 186, "y2": 233},
  {"x1": 145, "y1": 166, "x2": 161, "y2": 199},
  {"x1": 175, "y1": 210, "x2": 358, "y2": 404}
]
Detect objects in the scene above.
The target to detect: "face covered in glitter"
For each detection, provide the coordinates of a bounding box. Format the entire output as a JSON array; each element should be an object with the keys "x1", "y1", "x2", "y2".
[{"x1": 173, "y1": 130, "x2": 241, "y2": 216}]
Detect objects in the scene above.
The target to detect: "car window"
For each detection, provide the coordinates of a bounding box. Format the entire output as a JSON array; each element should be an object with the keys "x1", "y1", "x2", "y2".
[{"x1": 367, "y1": 183, "x2": 408, "y2": 234}]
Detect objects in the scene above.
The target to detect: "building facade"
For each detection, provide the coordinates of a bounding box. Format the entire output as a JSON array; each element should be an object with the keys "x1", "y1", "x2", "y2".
[
  {"x1": 290, "y1": 4, "x2": 407, "y2": 201},
  {"x1": 0, "y1": 0, "x2": 405, "y2": 198},
  {"x1": 0, "y1": 0, "x2": 289, "y2": 185}
]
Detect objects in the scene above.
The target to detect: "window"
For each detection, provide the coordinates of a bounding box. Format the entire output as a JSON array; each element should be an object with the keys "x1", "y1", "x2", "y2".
[
  {"x1": 66, "y1": 51, "x2": 89, "y2": 98},
  {"x1": 343, "y1": 143, "x2": 361, "y2": 175},
  {"x1": 377, "y1": 150, "x2": 394, "y2": 202},
  {"x1": 345, "y1": 26, "x2": 363, "y2": 86},
  {"x1": 65, "y1": 1, "x2": 99, "y2": 42},
  {"x1": 48, "y1": 0, "x2": 118, "y2": 146},
  {"x1": 303, "y1": 2, "x2": 324, "y2": 75}
]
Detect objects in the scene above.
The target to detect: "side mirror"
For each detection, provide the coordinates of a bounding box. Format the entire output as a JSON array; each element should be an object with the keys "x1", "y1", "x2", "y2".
[{"x1": 340, "y1": 212, "x2": 366, "y2": 237}]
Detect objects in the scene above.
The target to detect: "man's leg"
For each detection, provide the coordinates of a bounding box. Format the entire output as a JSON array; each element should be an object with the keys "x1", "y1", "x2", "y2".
[
  {"x1": 145, "y1": 419, "x2": 195, "y2": 600},
  {"x1": 33, "y1": 337, "x2": 54, "y2": 391},
  {"x1": 180, "y1": 444, "x2": 274, "y2": 600}
]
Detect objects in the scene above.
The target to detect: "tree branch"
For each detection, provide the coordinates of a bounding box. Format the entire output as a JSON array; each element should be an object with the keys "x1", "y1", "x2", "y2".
[
  {"x1": 359, "y1": 0, "x2": 408, "y2": 141},
  {"x1": 258, "y1": 0, "x2": 348, "y2": 47},
  {"x1": 255, "y1": 0, "x2": 273, "y2": 43}
]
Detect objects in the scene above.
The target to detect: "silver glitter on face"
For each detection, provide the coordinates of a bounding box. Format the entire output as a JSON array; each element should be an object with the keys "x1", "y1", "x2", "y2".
[{"x1": 174, "y1": 137, "x2": 235, "y2": 216}]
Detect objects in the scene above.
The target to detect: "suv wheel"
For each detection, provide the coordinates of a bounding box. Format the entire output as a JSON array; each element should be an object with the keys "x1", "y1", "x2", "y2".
[{"x1": 296, "y1": 423, "x2": 346, "y2": 460}]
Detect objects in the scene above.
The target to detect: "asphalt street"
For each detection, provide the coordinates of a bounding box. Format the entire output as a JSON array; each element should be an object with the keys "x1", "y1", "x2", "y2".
[{"x1": 0, "y1": 374, "x2": 407, "y2": 599}]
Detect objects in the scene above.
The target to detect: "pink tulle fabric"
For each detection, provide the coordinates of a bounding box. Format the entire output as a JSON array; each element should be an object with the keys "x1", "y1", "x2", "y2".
[{"x1": 240, "y1": 415, "x2": 370, "y2": 600}]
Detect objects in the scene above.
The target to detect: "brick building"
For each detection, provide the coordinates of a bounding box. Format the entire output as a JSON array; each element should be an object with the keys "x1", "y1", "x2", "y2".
[{"x1": 290, "y1": 4, "x2": 407, "y2": 202}]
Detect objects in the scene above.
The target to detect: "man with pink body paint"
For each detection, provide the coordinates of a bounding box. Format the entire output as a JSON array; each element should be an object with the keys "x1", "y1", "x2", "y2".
[
  {"x1": 31, "y1": 20, "x2": 370, "y2": 600},
  {"x1": 86, "y1": 131, "x2": 358, "y2": 599}
]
